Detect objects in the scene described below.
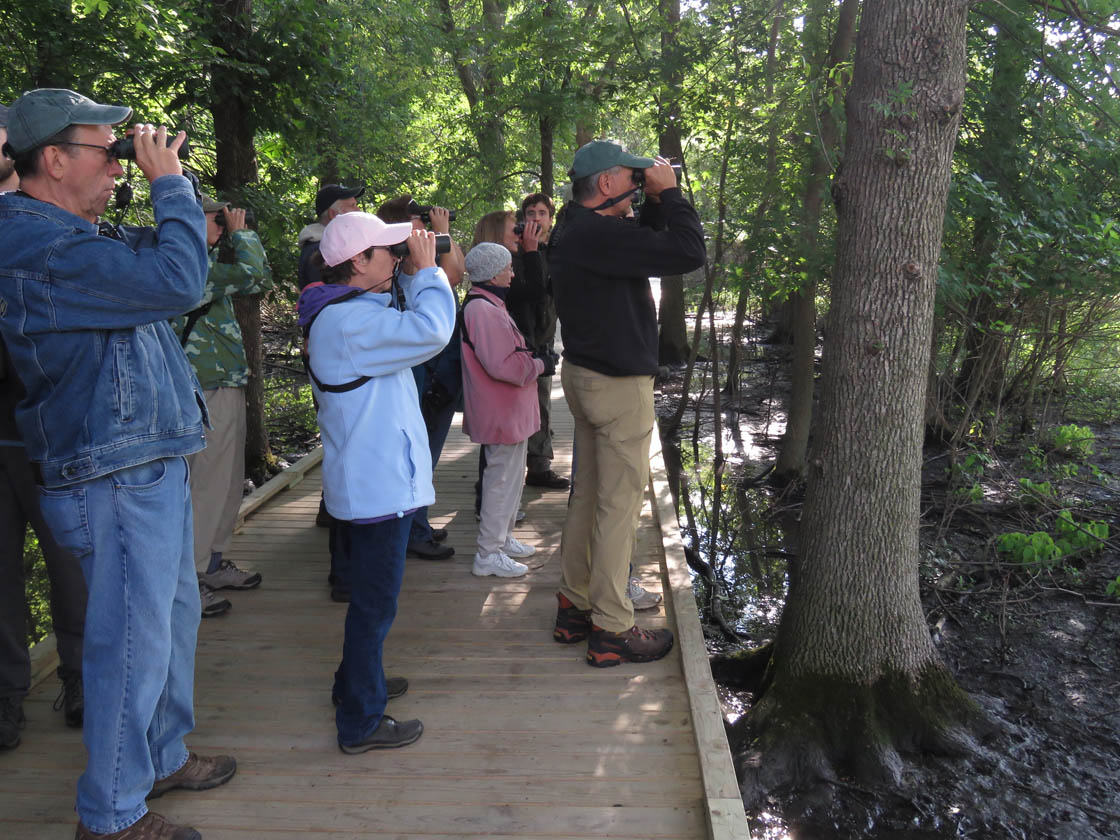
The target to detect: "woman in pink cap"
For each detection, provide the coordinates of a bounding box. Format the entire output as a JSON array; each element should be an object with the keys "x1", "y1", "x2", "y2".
[{"x1": 297, "y1": 212, "x2": 455, "y2": 753}]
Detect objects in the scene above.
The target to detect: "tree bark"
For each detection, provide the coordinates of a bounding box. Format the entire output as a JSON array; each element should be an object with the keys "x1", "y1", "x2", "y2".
[
  {"x1": 734, "y1": 0, "x2": 987, "y2": 803},
  {"x1": 655, "y1": 0, "x2": 690, "y2": 366},
  {"x1": 772, "y1": 0, "x2": 858, "y2": 482},
  {"x1": 209, "y1": 0, "x2": 274, "y2": 484}
]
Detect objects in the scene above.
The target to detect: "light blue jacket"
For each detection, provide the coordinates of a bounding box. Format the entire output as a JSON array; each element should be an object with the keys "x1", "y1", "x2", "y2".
[
  {"x1": 0, "y1": 175, "x2": 208, "y2": 487},
  {"x1": 301, "y1": 267, "x2": 456, "y2": 521}
]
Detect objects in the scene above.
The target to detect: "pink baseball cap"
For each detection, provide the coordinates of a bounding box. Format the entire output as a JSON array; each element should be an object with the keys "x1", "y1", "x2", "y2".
[{"x1": 320, "y1": 211, "x2": 413, "y2": 267}]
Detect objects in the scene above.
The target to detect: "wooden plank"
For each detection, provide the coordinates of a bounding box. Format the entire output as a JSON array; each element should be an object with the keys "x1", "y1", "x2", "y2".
[
  {"x1": 234, "y1": 446, "x2": 323, "y2": 527},
  {"x1": 3, "y1": 392, "x2": 746, "y2": 839},
  {"x1": 648, "y1": 428, "x2": 752, "y2": 839}
]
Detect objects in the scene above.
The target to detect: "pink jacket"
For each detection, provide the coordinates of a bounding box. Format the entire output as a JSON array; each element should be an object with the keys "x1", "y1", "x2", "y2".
[{"x1": 460, "y1": 286, "x2": 544, "y2": 444}]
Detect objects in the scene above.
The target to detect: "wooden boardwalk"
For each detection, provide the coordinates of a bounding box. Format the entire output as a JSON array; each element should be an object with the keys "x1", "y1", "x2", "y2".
[{"x1": 1, "y1": 379, "x2": 749, "y2": 839}]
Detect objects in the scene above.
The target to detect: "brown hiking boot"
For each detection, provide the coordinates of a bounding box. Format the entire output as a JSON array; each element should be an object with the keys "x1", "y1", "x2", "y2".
[
  {"x1": 75, "y1": 811, "x2": 200, "y2": 839},
  {"x1": 553, "y1": 592, "x2": 592, "y2": 643},
  {"x1": 148, "y1": 752, "x2": 236, "y2": 799},
  {"x1": 586, "y1": 624, "x2": 674, "y2": 667}
]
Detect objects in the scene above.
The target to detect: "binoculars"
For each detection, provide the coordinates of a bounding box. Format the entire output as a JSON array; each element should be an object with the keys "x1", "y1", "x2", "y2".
[
  {"x1": 407, "y1": 199, "x2": 456, "y2": 225},
  {"x1": 109, "y1": 136, "x2": 190, "y2": 161},
  {"x1": 389, "y1": 234, "x2": 452, "y2": 258}
]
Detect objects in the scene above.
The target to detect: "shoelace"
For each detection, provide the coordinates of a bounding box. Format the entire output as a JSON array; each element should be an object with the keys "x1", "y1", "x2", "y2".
[{"x1": 52, "y1": 676, "x2": 81, "y2": 712}]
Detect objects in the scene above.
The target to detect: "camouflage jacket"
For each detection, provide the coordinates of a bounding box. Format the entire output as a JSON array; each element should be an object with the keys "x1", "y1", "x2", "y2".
[{"x1": 171, "y1": 229, "x2": 273, "y2": 390}]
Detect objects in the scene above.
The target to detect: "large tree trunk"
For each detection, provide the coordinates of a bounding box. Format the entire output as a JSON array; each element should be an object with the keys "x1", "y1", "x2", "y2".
[
  {"x1": 210, "y1": 0, "x2": 275, "y2": 484},
  {"x1": 655, "y1": 0, "x2": 690, "y2": 366},
  {"x1": 734, "y1": 0, "x2": 987, "y2": 804},
  {"x1": 772, "y1": 0, "x2": 858, "y2": 482}
]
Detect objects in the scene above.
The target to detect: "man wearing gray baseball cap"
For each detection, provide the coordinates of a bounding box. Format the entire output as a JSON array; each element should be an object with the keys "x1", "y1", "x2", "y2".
[{"x1": 0, "y1": 88, "x2": 234, "y2": 840}]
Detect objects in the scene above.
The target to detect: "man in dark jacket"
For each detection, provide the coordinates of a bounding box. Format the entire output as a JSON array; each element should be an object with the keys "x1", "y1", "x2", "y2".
[
  {"x1": 296, "y1": 183, "x2": 365, "y2": 289},
  {"x1": 549, "y1": 140, "x2": 705, "y2": 668}
]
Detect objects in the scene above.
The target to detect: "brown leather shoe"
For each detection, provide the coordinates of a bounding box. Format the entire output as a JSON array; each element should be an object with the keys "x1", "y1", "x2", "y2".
[
  {"x1": 148, "y1": 752, "x2": 236, "y2": 799},
  {"x1": 553, "y1": 592, "x2": 592, "y2": 643},
  {"x1": 75, "y1": 811, "x2": 200, "y2": 839},
  {"x1": 586, "y1": 624, "x2": 674, "y2": 667}
]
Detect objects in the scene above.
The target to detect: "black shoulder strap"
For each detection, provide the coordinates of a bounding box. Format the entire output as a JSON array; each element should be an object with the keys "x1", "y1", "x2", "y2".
[
  {"x1": 179, "y1": 302, "x2": 214, "y2": 347},
  {"x1": 458, "y1": 293, "x2": 497, "y2": 352},
  {"x1": 303, "y1": 288, "x2": 374, "y2": 393},
  {"x1": 459, "y1": 292, "x2": 538, "y2": 359}
]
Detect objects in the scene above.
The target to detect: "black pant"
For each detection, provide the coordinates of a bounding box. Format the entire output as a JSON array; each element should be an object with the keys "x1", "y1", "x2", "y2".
[{"x1": 0, "y1": 446, "x2": 86, "y2": 700}]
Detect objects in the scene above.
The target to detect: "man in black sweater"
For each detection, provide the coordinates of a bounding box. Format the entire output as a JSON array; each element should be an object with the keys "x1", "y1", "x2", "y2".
[{"x1": 549, "y1": 140, "x2": 705, "y2": 667}]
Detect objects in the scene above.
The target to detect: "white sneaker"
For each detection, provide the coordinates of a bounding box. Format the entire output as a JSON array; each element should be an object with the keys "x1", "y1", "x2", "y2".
[
  {"x1": 472, "y1": 551, "x2": 529, "y2": 578},
  {"x1": 502, "y1": 536, "x2": 536, "y2": 559},
  {"x1": 628, "y1": 577, "x2": 663, "y2": 610}
]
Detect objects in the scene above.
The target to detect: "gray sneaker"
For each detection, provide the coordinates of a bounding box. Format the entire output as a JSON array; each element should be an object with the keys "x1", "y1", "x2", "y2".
[
  {"x1": 198, "y1": 581, "x2": 231, "y2": 618},
  {"x1": 199, "y1": 559, "x2": 261, "y2": 591},
  {"x1": 628, "y1": 577, "x2": 663, "y2": 611}
]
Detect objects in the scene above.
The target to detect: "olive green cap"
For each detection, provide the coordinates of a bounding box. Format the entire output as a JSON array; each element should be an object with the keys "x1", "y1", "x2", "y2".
[
  {"x1": 5, "y1": 89, "x2": 132, "y2": 155},
  {"x1": 202, "y1": 194, "x2": 229, "y2": 213},
  {"x1": 568, "y1": 139, "x2": 654, "y2": 180}
]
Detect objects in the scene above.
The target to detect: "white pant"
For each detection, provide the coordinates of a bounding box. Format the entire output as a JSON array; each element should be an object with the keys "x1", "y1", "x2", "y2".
[{"x1": 477, "y1": 441, "x2": 527, "y2": 556}]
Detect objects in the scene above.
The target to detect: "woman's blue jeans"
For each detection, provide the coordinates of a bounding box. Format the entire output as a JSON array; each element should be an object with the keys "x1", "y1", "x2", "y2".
[
  {"x1": 333, "y1": 515, "x2": 411, "y2": 746},
  {"x1": 38, "y1": 456, "x2": 199, "y2": 833}
]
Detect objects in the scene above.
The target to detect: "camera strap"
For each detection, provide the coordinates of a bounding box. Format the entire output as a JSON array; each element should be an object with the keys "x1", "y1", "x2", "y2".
[{"x1": 589, "y1": 186, "x2": 640, "y2": 213}]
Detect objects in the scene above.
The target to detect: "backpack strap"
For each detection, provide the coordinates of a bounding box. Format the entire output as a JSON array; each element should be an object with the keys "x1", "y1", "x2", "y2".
[
  {"x1": 303, "y1": 288, "x2": 374, "y2": 393},
  {"x1": 179, "y1": 302, "x2": 214, "y2": 347},
  {"x1": 457, "y1": 293, "x2": 494, "y2": 353}
]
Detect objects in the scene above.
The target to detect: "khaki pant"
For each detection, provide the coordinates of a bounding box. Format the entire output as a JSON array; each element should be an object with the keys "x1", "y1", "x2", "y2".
[
  {"x1": 559, "y1": 363, "x2": 654, "y2": 633},
  {"x1": 188, "y1": 387, "x2": 246, "y2": 569}
]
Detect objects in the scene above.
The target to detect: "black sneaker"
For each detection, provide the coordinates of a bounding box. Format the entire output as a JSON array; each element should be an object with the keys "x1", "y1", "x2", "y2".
[
  {"x1": 406, "y1": 539, "x2": 454, "y2": 561},
  {"x1": 0, "y1": 695, "x2": 24, "y2": 750},
  {"x1": 553, "y1": 592, "x2": 592, "y2": 644},
  {"x1": 586, "y1": 625, "x2": 674, "y2": 667},
  {"x1": 526, "y1": 469, "x2": 571, "y2": 490},
  {"x1": 332, "y1": 676, "x2": 409, "y2": 707},
  {"x1": 339, "y1": 715, "x2": 423, "y2": 753},
  {"x1": 430, "y1": 527, "x2": 449, "y2": 543},
  {"x1": 53, "y1": 669, "x2": 83, "y2": 728}
]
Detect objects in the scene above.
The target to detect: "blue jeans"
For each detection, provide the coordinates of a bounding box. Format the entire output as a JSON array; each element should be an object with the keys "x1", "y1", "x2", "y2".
[
  {"x1": 333, "y1": 514, "x2": 411, "y2": 745},
  {"x1": 38, "y1": 457, "x2": 199, "y2": 833}
]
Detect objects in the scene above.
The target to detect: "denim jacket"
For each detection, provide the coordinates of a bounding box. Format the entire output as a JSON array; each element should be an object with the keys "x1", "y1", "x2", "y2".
[{"x1": 0, "y1": 175, "x2": 209, "y2": 487}]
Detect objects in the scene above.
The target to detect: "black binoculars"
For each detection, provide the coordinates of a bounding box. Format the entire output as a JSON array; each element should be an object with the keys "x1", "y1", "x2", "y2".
[
  {"x1": 214, "y1": 207, "x2": 256, "y2": 228},
  {"x1": 407, "y1": 199, "x2": 456, "y2": 225},
  {"x1": 389, "y1": 233, "x2": 452, "y2": 258},
  {"x1": 630, "y1": 163, "x2": 682, "y2": 188},
  {"x1": 109, "y1": 136, "x2": 191, "y2": 162}
]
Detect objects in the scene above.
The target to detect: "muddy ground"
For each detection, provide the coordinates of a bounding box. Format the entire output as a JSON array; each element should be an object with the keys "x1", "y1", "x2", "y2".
[{"x1": 656, "y1": 341, "x2": 1120, "y2": 840}]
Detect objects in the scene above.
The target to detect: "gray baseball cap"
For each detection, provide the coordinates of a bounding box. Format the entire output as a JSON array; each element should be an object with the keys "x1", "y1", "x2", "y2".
[
  {"x1": 4, "y1": 89, "x2": 132, "y2": 155},
  {"x1": 0, "y1": 103, "x2": 9, "y2": 128},
  {"x1": 568, "y1": 140, "x2": 654, "y2": 180}
]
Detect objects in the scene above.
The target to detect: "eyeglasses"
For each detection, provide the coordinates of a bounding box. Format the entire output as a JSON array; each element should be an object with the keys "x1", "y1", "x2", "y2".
[{"x1": 56, "y1": 141, "x2": 116, "y2": 161}]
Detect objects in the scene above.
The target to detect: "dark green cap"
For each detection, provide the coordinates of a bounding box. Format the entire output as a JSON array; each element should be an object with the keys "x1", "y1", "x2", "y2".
[
  {"x1": 568, "y1": 139, "x2": 654, "y2": 180},
  {"x1": 5, "y1": 89, "x2": 132, "y2": 155}
]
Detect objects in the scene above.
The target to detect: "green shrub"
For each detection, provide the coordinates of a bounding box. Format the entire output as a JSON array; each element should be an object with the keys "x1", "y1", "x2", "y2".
[{"x1": 1047, "y1": 424, "x2": 1095, "y2": 460}]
